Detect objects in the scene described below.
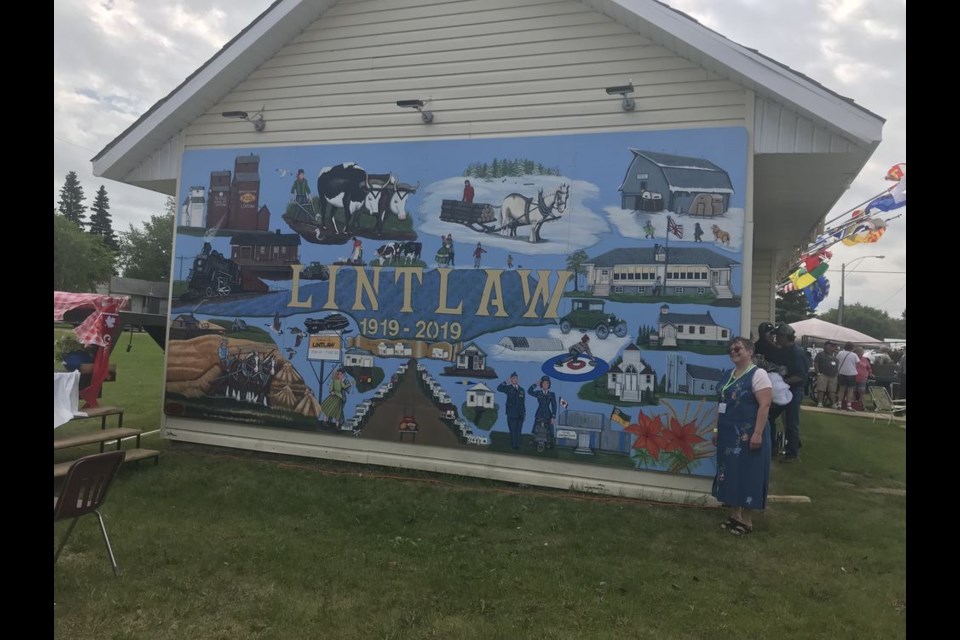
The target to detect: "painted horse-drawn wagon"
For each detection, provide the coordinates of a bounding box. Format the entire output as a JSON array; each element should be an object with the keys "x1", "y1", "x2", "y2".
[{"x1": 438, "y1": 184, "x2": 570, "y2": 242}]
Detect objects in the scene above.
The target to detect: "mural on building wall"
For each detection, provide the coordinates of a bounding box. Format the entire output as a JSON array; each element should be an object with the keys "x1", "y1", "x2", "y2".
[{"x1": 167, "y1": 127, "x2": 748, "y2": 477}]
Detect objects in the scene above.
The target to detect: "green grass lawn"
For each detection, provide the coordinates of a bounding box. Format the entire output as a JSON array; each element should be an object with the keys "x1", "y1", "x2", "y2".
[{"x1": 54, "y1": 329, "x2": 906, "y2": 639}]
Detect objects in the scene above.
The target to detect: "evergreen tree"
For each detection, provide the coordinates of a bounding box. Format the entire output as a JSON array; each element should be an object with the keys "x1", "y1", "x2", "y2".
[
  {"x1": 57, "y1": 170, "x2": 87, "y2": 228},
  {"x1": 491, "y1": 158, "x2": 500, "y2": 177},
  {"x1": 775, "y1": 289, "x2": 814, "y2": 323},
  {"x1": 88, "y1": 185, "x2": 118, "y2": 251}
]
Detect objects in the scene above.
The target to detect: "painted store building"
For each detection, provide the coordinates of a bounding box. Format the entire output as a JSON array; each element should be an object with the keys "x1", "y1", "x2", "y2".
[{"x1": 92, "y1": 0, "x2": 884, "y2": 504}]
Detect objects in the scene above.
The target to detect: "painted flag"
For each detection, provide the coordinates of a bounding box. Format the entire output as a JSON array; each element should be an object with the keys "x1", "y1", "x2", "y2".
[
  {"x1": 611, "y1": 406, "x2": 631, "y2": 428},
  {"x1": 667, "y1": 216, "x2": 684, "y2": 239},
  {"x1": 559, "y1": 396, "x2": 569, "y2": 409},
  {"x1": 272, "y1": 311, "x2": 282, "y2": 334}
]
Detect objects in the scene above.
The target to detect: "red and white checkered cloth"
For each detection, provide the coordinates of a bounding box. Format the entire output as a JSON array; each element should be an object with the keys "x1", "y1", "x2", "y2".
[{"x1": 53, "y1": 292, "x2": 130, "y2": 347}]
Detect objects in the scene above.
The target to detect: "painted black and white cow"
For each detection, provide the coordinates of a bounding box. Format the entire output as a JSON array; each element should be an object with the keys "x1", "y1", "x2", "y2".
[
  {"x1": 398, "y1": 241, "x2": 422, "y2": 263},
  {"x1": 375, "y1": 241, "x2": 422, "y2": 264}
]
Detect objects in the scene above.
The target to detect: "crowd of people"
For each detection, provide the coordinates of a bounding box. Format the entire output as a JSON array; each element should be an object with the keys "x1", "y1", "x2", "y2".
[{"x1": 711, "y1": 321, "x2": 904, "y2": 536}]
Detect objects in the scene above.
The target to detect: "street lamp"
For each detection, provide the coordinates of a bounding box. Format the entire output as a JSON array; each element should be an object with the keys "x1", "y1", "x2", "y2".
[{"x1": 838, "y1": 255, "x2": 885, "y2": 326}]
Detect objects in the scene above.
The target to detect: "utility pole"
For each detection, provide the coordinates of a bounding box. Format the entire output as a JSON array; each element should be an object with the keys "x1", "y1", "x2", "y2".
[{"x1": 838, "y1": 255, "x2": 885, "y2": 326}]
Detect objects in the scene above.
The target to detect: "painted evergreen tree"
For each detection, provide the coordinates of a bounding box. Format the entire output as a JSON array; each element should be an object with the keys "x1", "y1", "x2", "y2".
[
  {"x1": 88, "y1": 185, "x2": 118, "y2": 251},
  {"x1": 57, "y1": 170, "x2": 87, "y2": 228}
]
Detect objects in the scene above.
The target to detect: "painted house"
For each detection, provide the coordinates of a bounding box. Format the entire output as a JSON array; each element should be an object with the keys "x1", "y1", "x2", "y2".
[
  {"x1": 466, "y1": 383, "x2": 495, "y2": 409},
  {"x1": 585, "y1": 245, "x2": 739, "y2": 299},
  {"x1": 654, "y1": 304, "x2": 731, "y2": 347},
  {"x1": 618, "y1": 149, "x2": 733, "y2": 214},
  {"x1": 455, "y1": 343, "x2": 486, "y2": 373},
  {"x1": 607, "y1": 344, "x2": 656, "y2": 402},
  {"x1": 230, "y1": 230, "x2": 300, "y2": 265},
  {"x1": 664, "y1": 353, "x2": 726, "y2": 396},
  {"x1": 93, "y1": 0, "x2": 885, "y2": 503},
  {"x1": 343, "y1": 347, "x2": 374, "y2": 368},
  {"x1": 230, "y1": 229, "x2": 302, "y2": 292},
  {"x1": 171, "y1": 314, "x2": 199, "y2": 331}
]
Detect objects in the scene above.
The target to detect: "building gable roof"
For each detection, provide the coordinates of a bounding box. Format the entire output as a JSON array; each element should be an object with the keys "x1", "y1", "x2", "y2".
[
  {"x1": 624, "y1": 149, "x2": 734, "y2": 193},
  {"x1": 686, "y1": 364, "x2": 725, "y2": 382},
  {"x1": 93, "y1": 0, "x2": 884, "y2": 184},
  {"x1": 660, "y1": 310, "x2": 718, "y2": 325},
  {"x1": 587, "y1": 247, "x2": 740, "y2": 268}
]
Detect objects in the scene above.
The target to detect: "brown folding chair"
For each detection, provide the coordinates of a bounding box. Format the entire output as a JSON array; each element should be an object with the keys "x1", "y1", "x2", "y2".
[{"x1": 54, "y1": 450, "x2": 126, "y2": 576}]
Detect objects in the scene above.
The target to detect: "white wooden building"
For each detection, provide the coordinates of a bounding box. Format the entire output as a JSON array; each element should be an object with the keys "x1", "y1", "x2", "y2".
[
  {"x1": 93, "y1": 0, "x2": 884, "y2": 504},
  {"x1": 466, "y1": 383, "x2": 495, "y2": 409}
]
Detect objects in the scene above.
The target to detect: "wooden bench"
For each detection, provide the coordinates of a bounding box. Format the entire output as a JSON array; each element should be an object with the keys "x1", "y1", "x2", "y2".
[
  {"x1": 69, "y1": 405, "x2": 125, "y2": 430},
  {"x1": 54, "y1": 427, "x2": 143, "y2": 453},
  {"x1": 54, "y1": 408, "x2": 161, "y2": 478},
  {"x1": 54, "y1": 447, "x2": 160, "y2": 479}
]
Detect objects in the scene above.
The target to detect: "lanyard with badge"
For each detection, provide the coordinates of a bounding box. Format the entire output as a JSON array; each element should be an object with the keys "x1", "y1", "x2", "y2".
[{"x1": 717, "y1": 365, "x2": 755, "y2": 414}]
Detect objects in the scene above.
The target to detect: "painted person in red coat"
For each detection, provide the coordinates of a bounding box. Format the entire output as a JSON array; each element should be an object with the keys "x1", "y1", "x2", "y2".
[{"x1": 463, "y1": 180, "x2": 475, "y2": 204}]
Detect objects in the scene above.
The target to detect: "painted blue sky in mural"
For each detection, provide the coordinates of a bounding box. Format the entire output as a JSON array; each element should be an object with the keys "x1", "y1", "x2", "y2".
[{"x1": 172, "y1": 127, "x2": 748, "y2": 478}]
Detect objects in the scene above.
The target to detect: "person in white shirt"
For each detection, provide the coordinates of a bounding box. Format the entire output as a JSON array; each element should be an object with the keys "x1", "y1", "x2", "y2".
[{"x1": 835, "y1": 342, "x2": 859, "y2": 411}]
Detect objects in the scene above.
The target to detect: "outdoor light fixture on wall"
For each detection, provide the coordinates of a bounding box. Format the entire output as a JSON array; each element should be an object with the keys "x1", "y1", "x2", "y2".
[
  {"x1": 221, "y1": 108, "x2": 266, "y2": 132},
  {"x1": 397, "y1": 99, "x2": 434, "y2": 123},
  {"x1": 605, "y1": 83, "x2": 636, "y2": 111}
]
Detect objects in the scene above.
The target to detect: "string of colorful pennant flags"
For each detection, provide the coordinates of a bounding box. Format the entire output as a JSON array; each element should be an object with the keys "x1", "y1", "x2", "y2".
[{"x1": 776, "y1": 163, "x2": 906, "y2": 310}]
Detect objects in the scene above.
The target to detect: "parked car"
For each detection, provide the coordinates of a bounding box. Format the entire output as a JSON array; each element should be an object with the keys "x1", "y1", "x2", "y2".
[{"x1": 558, "y1": 298, "x2": 628, "y2": 340}]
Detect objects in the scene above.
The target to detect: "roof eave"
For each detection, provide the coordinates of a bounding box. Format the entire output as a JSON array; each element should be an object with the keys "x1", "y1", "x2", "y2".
[
  {"x1": 92, "y1": 0, "x2": 336, "y2": 182},
  {"x1": 589, "y1": 0, "x2": 884, "y2": 147}
]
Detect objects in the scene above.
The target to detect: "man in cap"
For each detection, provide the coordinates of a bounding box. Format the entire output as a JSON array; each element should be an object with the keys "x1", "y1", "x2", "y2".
[
  {"x1": 767, "y1": 324, "x2": 808, "y2": 462},
  {"x1": 813, "y1": 341, "x2": 840, "y2": 408},
  {"x1": 528, "y1": 375, "x2": 558, "y2": 451},
  {"x1": 753, "y1": 321, "x2": 784, "y2": 369},
  {"x1": 497, "y1": 372, "x2": 526, "y2": 450}
]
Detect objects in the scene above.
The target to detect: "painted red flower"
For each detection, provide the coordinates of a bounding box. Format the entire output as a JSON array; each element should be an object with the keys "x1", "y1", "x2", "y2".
[
  {"x1": 625, "y1": 412, "x2": 666, "y2": 460},
  {"x1": 662, "y1": 417, "x2": 706, "y2": 460}
]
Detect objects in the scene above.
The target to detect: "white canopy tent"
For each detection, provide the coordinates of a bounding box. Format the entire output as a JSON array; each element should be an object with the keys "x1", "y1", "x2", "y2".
[{"x1": 787, "y1": 318, "x2": 885, "y2": 346}]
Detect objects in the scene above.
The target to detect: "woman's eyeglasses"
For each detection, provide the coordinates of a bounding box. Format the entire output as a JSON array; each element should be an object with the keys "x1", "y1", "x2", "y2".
[{"x1": 729, "y1": 347, "x2": 743, "y2": 354}]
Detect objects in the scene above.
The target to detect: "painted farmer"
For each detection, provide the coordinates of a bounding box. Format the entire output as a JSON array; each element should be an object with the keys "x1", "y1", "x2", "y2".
[{"x1": 291, "y1": 169, "x2": 311, "y2": 206}]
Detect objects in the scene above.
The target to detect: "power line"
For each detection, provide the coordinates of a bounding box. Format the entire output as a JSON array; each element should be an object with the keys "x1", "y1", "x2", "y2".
[
  {"x1": 54, "y1": 136, "x2": 97, "y2": 153},
  {"x1": 877, "y1": 285, "x2": 906, "y2": 308}
]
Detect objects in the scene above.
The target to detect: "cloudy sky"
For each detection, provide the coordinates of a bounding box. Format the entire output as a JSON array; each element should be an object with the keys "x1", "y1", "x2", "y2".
[{"x1": 53, "y1": 0, "x2": 906, "y2": 316}]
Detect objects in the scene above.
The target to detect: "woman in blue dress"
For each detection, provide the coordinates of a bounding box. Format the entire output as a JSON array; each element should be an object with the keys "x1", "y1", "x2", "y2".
[{"x1": 712, "y1": 337, "x2": 773, "y2": 535}]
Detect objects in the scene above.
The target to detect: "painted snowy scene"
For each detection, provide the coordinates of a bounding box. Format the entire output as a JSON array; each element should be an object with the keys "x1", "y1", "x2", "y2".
[{"x1": 418, "y1": 175, "x2": 608, "y2": 255}]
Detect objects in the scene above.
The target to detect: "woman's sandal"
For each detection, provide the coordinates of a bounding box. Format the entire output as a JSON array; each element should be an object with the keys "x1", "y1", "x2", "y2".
[
  {"x1": 727, "y1": 521, "x2": 753, "y2": 535},
  {"x1": 720, "y1": 518, "x2": 752, "y2": 535}
]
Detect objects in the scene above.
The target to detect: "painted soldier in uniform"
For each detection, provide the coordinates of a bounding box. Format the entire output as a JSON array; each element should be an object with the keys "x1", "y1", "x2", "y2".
[{"x1": 497, "y1": 372, "x2": 526, "y2": 450}]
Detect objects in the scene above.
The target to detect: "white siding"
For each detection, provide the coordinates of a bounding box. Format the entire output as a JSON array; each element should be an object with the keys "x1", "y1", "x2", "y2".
[
  {"x1": 754, "y1": 96, "x2": 856, "y2": 154},
  {"x1": 182, "y1": 0, "x2": 747, "y2": 149},
  {"x1": 750, "y1": 249, "x2": 775, "y2": 337}
]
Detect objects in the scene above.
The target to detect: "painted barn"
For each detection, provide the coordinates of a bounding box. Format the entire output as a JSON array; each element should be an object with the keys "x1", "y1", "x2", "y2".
[
  {"x1": 93, "y1": 0, "x2": 885, "y2": 503},
  {"x1": 618, "y1": 149, "x2": 733, "y2": 214}
]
